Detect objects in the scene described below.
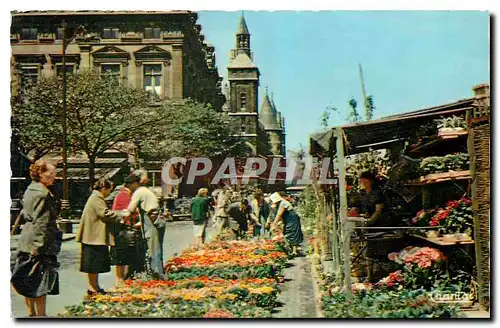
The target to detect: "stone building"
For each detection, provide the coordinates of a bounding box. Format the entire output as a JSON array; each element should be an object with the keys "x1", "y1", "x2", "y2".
[
  {"x1": 10, "y1": 10, "x2": 224, "y2": 109},
  {"x1": 225, "y1": 15, "x2": 286, "y2": 158},
  {"x1": 10, "y1": 10, "x2": 226, "y2": 203}
]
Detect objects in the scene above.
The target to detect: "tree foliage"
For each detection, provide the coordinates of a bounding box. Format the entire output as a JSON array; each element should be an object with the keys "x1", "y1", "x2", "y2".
[
  {"x1": 12, "y1": 70, "x2": 171, "y2": 183},
  {"x1": 347, "y1": 98, "x2": 361, "y2": 123},
  {"x1": 139, "y1": 100, "x2": 250, "y2": 161}
]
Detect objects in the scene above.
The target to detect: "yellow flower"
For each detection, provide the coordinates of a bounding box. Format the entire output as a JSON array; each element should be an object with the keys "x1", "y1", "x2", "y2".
[{"x1": 249, "y1": 286, "x2": 274, "y2": 295}]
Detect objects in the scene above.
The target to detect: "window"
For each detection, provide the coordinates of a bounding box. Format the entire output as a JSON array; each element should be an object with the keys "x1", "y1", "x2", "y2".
[
  {"x1": 102, "y1": 28, "x2": 120, "y2": 39},
  {"x1": 241, "y1": 123, "x2": 246, "y2": 133},
  {"x1": 144, "y1": 28, "x2": 161, "y2": 39},
  {"x1": 19, "y1": 66, "x2": 38, "y2": 85},
  {"x1": 56, "y1": 28, "x2": 64, "y2": 40},
  {"x1": 21, "y1": 28, "x2": 38, "y2": 40},
  {"x1": 240, "y1": 92, "x2": 247, "y2": 110},
  {"x1": 100, "y1": 64, "x2": 121, "y2": 83},
  {"x1": 143, "y1": 64, "x2": 162, "y2": 99},
  {"x1": 56, "y1": 64, "x2": 75, "y2": 77}
]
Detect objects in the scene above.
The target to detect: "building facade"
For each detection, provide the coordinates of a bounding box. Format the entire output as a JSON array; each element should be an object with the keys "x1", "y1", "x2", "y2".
[
  {"x1": 10, "y1": 10, "x2": 225, "y2": 109},
  {"x1": 225, "y1": 15, "x2": 286, "y2": 158}
]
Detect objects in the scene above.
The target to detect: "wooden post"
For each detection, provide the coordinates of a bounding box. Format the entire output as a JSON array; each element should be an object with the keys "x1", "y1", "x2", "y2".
[
  {"x1": 335, "y1": 127, "x2": 352, "y2": 299},
  {"x1": 468, "y1": 84, "x2": 490, "y2": 311}
]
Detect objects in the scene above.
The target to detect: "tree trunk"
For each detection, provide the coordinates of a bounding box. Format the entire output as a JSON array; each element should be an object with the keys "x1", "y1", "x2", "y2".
[{"x1": 88, "y1": 156, "x2": 96, "y2": 190}]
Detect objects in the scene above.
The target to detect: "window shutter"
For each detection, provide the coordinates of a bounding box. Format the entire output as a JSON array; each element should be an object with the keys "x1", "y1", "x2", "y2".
[{"x1": 145, "y1": 28, "x2": 153, "y2": 39}]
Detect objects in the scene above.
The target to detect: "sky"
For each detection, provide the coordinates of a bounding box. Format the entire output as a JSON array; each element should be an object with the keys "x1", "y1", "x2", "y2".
[{"x1": 196, "y1": 11, "x2": 490, "y2": 153}]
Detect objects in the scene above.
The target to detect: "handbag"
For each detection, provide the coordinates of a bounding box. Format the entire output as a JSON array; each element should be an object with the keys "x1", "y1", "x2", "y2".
[
  {"x1": 115, "y1": 224, "x2": 138, "y2": 247},
  {"x1": 11, "y1": 254, "x2": 56, "y2": 298}
]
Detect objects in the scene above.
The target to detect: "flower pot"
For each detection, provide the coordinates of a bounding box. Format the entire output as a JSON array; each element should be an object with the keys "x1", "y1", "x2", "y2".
[
  {"x1": 426, "y1": 231, "x2": 439, "y2": 239},
  {"x1": 442, "y1": 234, "x2": 455, "y2": 241},
  {"x1": 455, "y1": 233, "x2": 472, "y2": 241}
]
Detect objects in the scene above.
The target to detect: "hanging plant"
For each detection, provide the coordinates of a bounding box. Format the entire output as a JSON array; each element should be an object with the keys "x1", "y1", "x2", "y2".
[{"x1": 436, "y1": 115, "x2": 467, "y2": 131}]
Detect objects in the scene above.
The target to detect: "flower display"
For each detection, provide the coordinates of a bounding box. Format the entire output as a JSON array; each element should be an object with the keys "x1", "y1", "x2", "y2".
[
  {"x1": 428, "y1": 197, "x2": 473, "y2": 234},
  {"x1": 389, "y1": 246, "x2": 446, "y2": 268},
  {"x1": 60, "y1": 235, "x2": 288, "y2": 318},
  {"x1": 203, "y1": 309, "x2": 235, "y2": 318},
  {"x1": 376, "y1": 270, "x2": 404, "y2": 288},
  {"x1": 412, "y1": 209, "x2": 437, "y2": 226}
]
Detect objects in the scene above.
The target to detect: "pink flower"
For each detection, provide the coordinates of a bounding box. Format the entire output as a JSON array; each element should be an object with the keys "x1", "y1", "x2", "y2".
[
  {"x1": 388, "y1": 253, "x2": 399, "y2": 261},
  {"x1": 418, "y1": 259, "x2": 432, "y2": 268}
]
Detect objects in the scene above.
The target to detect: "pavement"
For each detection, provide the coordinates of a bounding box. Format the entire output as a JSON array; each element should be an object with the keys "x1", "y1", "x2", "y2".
[
  {"x1": 10, "y1": 221, "x2": 321, "y2": 319},
  {"x1": 10, "y1": 221, "x2": 216, "y2": 318},
  {"x1": 273, "y1": 245, "x2": 319, "y2": 318}
]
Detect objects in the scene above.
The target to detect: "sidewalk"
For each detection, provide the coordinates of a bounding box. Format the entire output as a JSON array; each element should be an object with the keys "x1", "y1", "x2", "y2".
[
  {"x1": 272, "y1": 254, "x2": 319, "y2": 318},
  {"x1": 10, "y1": 233, "x2": 77, "y2": 251}
]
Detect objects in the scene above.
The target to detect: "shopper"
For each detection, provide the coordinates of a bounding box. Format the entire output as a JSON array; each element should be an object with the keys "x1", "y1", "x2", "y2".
[
  {"x1": 269, "y1": 192, "x2": 304, "y2": 256},
  {"x1": 191, "y1": 188, "x2": 210, "y2": 246},
  {"x1": 11, "y1": 160, "x2": 62, "y2": 317},
  {"x1": 124, "y1": 170, "x2": 164, "y2": 278},
  {"x1": 76, "y1": 179, "x2": 122, "y2": 297},
  {"x1": 110, "y1": 173, "x2": 142, "y2": 283}
]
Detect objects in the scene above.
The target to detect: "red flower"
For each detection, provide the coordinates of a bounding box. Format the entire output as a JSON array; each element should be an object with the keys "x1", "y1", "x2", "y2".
[
  {"x1": 346, "y1": 185, "x2": 353, "y2": 191},
  {"x1": 446, "y1": 200, "x2": 460, "y2": 209}
]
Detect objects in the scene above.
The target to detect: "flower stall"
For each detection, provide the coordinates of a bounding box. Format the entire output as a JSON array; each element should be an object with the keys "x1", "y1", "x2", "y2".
[
  {"x1": 60, "y1": 232, "x2": 289, "y2": 318},
  {"x1": 309, "y1": 83, "x2": 490, "y2": 317}
]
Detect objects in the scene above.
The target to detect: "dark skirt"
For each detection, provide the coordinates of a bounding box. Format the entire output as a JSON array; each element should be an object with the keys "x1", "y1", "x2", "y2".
[
  {"x1": 11, "y1": 252, "x2": 60, "y2": 298},
  {"x1": 283, "y1": 211, "x2": 304, "y2": 246},
  {"x1": 110, "y1": 246, "x2": 137, "y2": 266},
  {"x1": 80, "y1": 244, "x2": 111, "y2": 274}
]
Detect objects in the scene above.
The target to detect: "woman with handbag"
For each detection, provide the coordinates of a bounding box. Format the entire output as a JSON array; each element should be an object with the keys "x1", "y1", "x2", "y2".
[
  {"x1": 11, "y1": 160, "x2": 61, "y2": 317},
  {"x1": 111, "y1": 173, "x2": 142, "y2": 283},
  {"x1": 76, "y1": 179, "x2": 123, "y2": 297}
]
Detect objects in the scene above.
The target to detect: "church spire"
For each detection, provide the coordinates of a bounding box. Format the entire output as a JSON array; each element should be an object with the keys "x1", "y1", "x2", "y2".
[
  {"x1": 237, "y1": 12, "x2": 250, "y2": 35},
  {"x1": 235, "y1": 13, "x2": 251, "y2": 56}
]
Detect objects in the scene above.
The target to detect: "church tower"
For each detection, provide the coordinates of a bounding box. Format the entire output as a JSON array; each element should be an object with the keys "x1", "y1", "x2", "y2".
[
  {"x1": 260, "y1": 89, "x2": 283, "y2": 157},
  {"x1": 227, "y1": 14, "x2": 260, "y2": 155}
]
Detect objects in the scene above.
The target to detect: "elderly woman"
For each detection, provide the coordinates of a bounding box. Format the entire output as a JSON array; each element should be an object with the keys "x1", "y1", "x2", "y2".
[
  {"x1": 269, "y1": 192, "x2": 304, "y2": 256},
  {"x1": 11, "y1": 160, "x2": 61, "y2": 317},
  {"x1": 77, "y1": 179, "x2": 122, "y2": 297}
]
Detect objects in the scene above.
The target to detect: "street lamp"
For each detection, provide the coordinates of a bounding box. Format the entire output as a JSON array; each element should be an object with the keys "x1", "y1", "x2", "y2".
[{"x1": 60, "y1": 21, "x2": 85, "y2": 217}]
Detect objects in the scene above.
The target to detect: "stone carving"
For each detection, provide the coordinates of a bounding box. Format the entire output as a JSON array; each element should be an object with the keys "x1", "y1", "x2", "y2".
[
  {"x1": 39, "y1": 33, "x2": 55, "y2": 41},
  {"x1": 162, "y1": 31, "x2": 184, "y2": 38},
  {"x1": 120, "y1": 32, "x2": 143, "y2": 41}
]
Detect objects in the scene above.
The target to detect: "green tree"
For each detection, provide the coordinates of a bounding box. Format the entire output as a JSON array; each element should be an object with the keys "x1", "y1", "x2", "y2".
[
  {"x1": 347, "y1": 98, "x2": 361, "y2": 123},
  {"x1": 365, "y1": 95, "x2": 375, "y2": 121},
  {"x1": 139, "y1": 100, "x2": 249, "y2": 160},
  {"x1": 12, "y1": 70, "x2": 170, "y2": 185}
]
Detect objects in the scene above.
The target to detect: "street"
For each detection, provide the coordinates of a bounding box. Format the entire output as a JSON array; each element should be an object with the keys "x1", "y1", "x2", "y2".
[{"x1": 10, "y1": 221, "x2": 216, "y2": 318}]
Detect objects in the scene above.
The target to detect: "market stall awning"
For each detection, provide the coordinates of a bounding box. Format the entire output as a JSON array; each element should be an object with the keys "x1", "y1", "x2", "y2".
[
  {"x1": 310, "y1": 98, "x2": 475, "y2": 156},
  {"x1": 55, "y1": 167, "x2": 122, "y2": 180}
]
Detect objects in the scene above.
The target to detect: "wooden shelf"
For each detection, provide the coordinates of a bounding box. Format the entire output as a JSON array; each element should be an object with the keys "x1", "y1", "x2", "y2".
[
  {"x1": 405, "y1": 170, "x2": 471, "y2": 186},
  {"x1": 409, "y1": 130, "x2": 468, "y2": 155},
  {"x1": 410, "y1": 233, "x2": 474, "y2": 246}
]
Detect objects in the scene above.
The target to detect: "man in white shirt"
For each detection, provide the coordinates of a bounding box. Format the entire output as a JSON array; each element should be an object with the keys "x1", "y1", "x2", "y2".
[{"x1": 123, "y1": 170, "x2": 164, "y2": 278}]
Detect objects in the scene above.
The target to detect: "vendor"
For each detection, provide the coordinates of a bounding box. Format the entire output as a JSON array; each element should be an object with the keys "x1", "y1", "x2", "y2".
[
  {"x1": 351, "y1": 171, "x2": 387, "y2": 227},
  {"x1": 350, "y1": 171, "x2": 387, "y2": 282}
]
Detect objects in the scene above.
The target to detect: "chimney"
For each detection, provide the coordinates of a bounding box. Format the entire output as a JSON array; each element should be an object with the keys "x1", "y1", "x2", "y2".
[{"x1": 473, "y1": 83, "x2": 490, "y2": 107}]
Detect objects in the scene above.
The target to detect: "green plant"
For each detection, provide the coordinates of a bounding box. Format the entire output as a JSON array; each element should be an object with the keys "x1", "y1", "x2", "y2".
[
  {"x1": 419, "y1": 154, "x2": 469, "y2": 176},
  {"x1": 437, "y1": 116, "x2": 467, "y2": 130},
  {"x1": 322, "y1": 289, "x2": 458, "y2": 318}
]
